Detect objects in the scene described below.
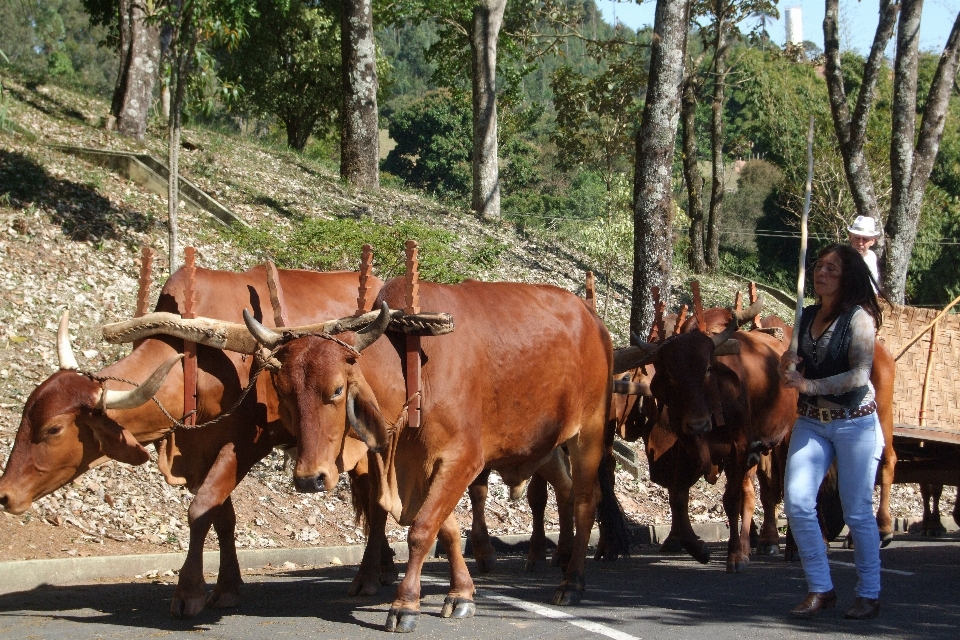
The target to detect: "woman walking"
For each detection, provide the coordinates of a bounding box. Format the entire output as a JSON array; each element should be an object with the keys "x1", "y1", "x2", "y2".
[{"x1": 780, "y1": 243, "x2": 885, "y2": 619}]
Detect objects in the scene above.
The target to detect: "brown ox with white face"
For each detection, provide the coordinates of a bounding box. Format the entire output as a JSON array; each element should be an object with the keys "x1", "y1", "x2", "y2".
[
  {"x1": 0, "y1": 265, "x2": 380, "y2": 618},
  {"x1": 245, "y1": 278, "x2": 624, "y2": 633}
]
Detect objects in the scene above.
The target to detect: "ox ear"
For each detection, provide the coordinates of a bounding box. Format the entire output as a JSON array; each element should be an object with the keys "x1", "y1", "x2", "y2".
[
  {"x1": 88, "y1": 418, "x2": 151, "y2": 466},
  {"x1": 345, "y1": 380, "x2": 390, "y2": 453}
]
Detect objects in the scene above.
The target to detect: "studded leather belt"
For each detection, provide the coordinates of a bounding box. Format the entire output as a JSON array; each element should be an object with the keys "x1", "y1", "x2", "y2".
[{"x1": 799, "y1": 400, "x2": 877, "y2": 423}]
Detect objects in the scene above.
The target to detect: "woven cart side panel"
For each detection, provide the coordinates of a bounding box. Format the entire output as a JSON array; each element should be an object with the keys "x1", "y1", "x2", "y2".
[{"x1": 879, "y1": 304, "x2": 960, "y2": 431}]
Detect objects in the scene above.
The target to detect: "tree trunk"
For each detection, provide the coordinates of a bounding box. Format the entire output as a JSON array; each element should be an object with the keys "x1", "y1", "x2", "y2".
[
  {"x1": 681, "y1": 74, "x2": 706, "y2": 274},
  {"x1": 883, "y1": 5, "x2": 960, "y2": 302},
  {"x1": 822, "y1": 0, "x2": 897, "y2": 222},
  {"x1": 471, "y1": 0, "x2": 506, "y2": 218},
  {"x1": 340, "y1": 0, "x2": 379, "y2": 190},
  {"x1": 112, "y1": 0, "x2": 161, "y2": 141},
  {"x1": 705, "y1": 29, "x2": 727, "y2": 270},
  {"x1": 630, "y1": 0, "x2": 690, "y2": 337}
]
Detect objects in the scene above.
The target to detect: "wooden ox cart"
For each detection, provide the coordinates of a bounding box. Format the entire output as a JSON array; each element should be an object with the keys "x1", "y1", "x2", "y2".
[{"x1": 879, "y1": 300, "x2": 960, "y2": 488}]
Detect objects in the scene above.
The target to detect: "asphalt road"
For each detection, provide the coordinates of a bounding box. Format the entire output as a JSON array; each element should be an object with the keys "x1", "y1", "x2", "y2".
[{"x1": 1, "y1": 534, "x2": 958, "y2": 640}]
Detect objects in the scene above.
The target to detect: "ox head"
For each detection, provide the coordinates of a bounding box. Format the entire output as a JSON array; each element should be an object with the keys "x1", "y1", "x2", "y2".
[
  {"x1": 243, "y1": 302, "x2": 393, "y2": 493},
  {"x1": 616, "y1": 297, "x2": 762, "y2": 437},
  {"x1": 0, "y1": 313, "x2": 182, "y2": 514}
]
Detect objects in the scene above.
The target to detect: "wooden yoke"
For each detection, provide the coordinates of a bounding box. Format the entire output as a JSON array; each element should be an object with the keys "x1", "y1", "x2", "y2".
[
  {"x1": 673, "y1": 304, "x2": 688, "y2": 336},
  {"x1": 356, "y1": 244, "x2": 374, "y2": 315},
  {"x1": 404, "y1": 240, "x2": 422, "y2": 428},
  {"x1": 182, "y1": 247, "x2": 198, "y2": 426},
  {"x1": 264, "y1": 260, "x2": 289, "y2": 327},
  {"x1": 134, "y1": 247, "x2": 155, "y2": 349},
  {"x1": 585, "y1": 271, "x2": 596, "y2": 312},
  {"x1": 749, "y1": 282, "x2": 762, "y2": 329}
]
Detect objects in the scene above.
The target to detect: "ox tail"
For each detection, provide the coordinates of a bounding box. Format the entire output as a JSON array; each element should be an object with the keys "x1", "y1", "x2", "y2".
[{"x1": 596, "y1": 449, "x2": 632, "y2": 560}]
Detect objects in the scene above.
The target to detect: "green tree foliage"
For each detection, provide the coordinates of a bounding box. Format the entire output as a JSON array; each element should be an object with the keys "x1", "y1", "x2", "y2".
[
  {"x1": 0, "y1": 0, "x2": 117, "y2": 94},
  {"x1": 221, "y1": 0, "x2": 341, "y2": 151},
  {"x1": 382, "y1": 91, "x2": 473, "y2": 200}
]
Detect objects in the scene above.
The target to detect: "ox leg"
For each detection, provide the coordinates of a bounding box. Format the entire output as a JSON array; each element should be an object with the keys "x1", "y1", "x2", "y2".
[
  {"x1": 386, "y1": 467, "x2": 479, "y2": 633},
  {"x1": 552, "y1": 432, "x2": 605, "y2": 607},
  {"x1": 349, "y1": 470, "x2": 394, "y2": 596},
  {"x1": 526, "y1": 472, "x2": 550, "y2": 571},
  {"x1": 755, "y1": 452, "x2": 783, "y2": 556},
  {"x1": 439, "y1": 513, "x2": 477, "y2": 620},
  {"x1": 535, "y1": 448, "x2": 574, "y2": 571},
  {"x1": 920, "y1": 484, "x2": 946, "y2": 537},
  {"x1": 468, "y1": 469, "x2": 497, "y2": 574},
  {"x1": 172, "y1": 442, "x2": 259, "y2": 618},
  {"x1": 722, "y1": 457, "x2": 749, "y2": 574},
  {"x1": 667, "y1": 484, "x2": 710, "y2": 564},
  {"x1": 874, "y1": 346, "x2": 896, "y2": 547}
]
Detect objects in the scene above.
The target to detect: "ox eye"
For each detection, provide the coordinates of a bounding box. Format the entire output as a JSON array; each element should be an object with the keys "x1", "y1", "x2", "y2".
[
  {"x1": 45, "y1": 426, "x2": 63, "y2": 438},
  {"x1": 332, "y1": 386, "x2": 344, "y2": 399}
]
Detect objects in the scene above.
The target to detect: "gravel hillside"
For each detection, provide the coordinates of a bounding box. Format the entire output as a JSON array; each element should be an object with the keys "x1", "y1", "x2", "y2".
[{"x1": 0, "y1": 76, "x2": 946, "y2": 566}]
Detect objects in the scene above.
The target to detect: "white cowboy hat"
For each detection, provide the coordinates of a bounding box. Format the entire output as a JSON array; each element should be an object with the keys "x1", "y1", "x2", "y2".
[{"x1": 847, "y1": 215, "x2": 881, "y2": 237}]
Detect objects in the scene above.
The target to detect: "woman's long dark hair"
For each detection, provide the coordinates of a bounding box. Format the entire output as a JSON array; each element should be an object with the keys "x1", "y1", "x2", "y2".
[{"x1": 815, "y1": 243, "x2": 884, "y2": 330}]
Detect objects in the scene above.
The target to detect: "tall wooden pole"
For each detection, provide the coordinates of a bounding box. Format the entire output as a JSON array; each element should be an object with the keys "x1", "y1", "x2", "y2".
[
  {"x1": 788, "y1": 116, "x2": 815, "y2": 370},
  {"x1": 182, "y1": 247, "x2": 198, "y2": 426}
]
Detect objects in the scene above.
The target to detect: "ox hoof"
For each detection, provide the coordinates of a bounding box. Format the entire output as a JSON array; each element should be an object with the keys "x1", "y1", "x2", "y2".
[
  {"x1": 206, "y1": 588, "x2": 240, "y2": 609},
  {"x1": 475, "y1": 555, "x2": 497, "y2": 574},
  {"x1": 524, "y1": 558, "x2": 541, "y2": 572},
  {"x1": 441, "y1": 596, "x2": 476, "y2": 619},
  {"x1": 725, "y1": 559, "x2": 747, "y2": 573},
  {"x1": 551, "y1": 584, "x2": 583, "y2": 606},
  {"x1": 385, "y1": 608, "x2": 420, "y2": 633},
  {"x1": 380, "y1": 563, "x2": 400, "y2": 586},
  {"x1": 171, "y1": 594, "x2": 206, "y2": 619},
  {"x1": 348, "y1": 573, "x2": 380, "y2": 596},
  {"x1": 658, "y1": 537, "x2": 684, "y2": 554},
  {"x1": 755, "y1": 543, "x2": 780, "y2": 556},
  {"x1": 783, "y1": 548, "x2": 801, "y2": 562},
  {"x1": 880, "y1": 532, "x2": 893, "y2": 548},
  {"x1": 683, "y1": 540, "x2": 711, "y2": 564}
]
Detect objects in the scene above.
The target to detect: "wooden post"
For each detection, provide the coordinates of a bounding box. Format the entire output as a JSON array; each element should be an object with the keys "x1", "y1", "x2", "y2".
[
  {"x1": 264, "y1": 260, "x2": 288, "y2": 327},
  {"x1": 691, "y1": 280, "x2": 706, "y2": 330},
  {"x1": 134, "y1": 247, "x2": 155, "y2": 349},
  {"x1": 585, "y1": 271, "x2": 596, "y2": 312},
  {"x1": 918, "y1": 321, "x2": 940, "y2": 427},
  {"x1": 749, "y1": 282, "x2": 762, "y2": 329},
  {"x1": 734, "y1": 291, "x2": 743, "y2": 312},
  {"x1": 182, "y1": 247, "x2": 198, "y2": 426},
  {"x1": 356, "y1": 244, "x2": 374, "y2": 315},
  {"x1": 404, "y1": 240, "x2": 421, "y2": 428}
]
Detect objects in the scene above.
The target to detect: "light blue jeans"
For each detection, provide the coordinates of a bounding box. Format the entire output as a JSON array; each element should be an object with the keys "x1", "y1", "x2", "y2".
[{"x1": 783, "y1": 413, "x2": 884, "y2": 599}]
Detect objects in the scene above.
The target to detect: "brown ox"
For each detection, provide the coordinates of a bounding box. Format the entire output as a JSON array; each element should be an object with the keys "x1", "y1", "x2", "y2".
[
  {"x1": 0, "y1": 265, "x2": 384, "y2": 617},
  {"x1": 244, "y1": 278, "x2": 625, "y2": 633},
  {"x1": 608, "y1": 309, "x2": 789, "y2": 563},
  {"x1": 618, "y1": 297, "x2": 798, "y2": 572}
]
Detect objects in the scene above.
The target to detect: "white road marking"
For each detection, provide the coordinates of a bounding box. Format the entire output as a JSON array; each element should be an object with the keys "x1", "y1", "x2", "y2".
[
  {"x1": 829, "y1": 560, "x2": 914, "y2": 576},
  {"x1": 480, "y1": 591, "x2": 641, "y2": 640},
  {"x1": 420, "y1": 575, "x2": 640, "y2": 639}
]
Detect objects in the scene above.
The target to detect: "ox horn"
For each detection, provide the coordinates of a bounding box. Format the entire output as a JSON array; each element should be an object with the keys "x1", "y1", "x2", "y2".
[
  {"x1": 243, "y1": 309, "x2": 284, "y2": 349},
  {"x1": 98, "y1": 353, "x2": 184, "y2": 410},
  {"x1": 352, "y1": 302, "x2": 391, "y2": 352},
  {"x1": 710, "y1": 294, "x2": 764, "y2": 349},
  {"x1": 57, "y1": 311, "x2": 80, "y2": 371},
  {"x1": 613, "y1": 342, "x2": 660, "y2": 374}
]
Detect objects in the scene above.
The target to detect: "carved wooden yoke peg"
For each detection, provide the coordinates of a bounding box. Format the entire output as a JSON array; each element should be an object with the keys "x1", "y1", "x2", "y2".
[
  {"x1": 356, "y1": 243, "x2": 374, "y2": 316},
  {"x1": 134, "y1": 246, "x2": 156, "y2": 349},
  {"x1": 404, "y1": 240, "x2": 422, "y2": 427},
  {"x1": 264, "y1": 260, "x2": 289, "y2": 328},
  {"x1": 182, "y1": 247, "x2": 198, "y2": 427},
  {"x1": 691, "y1": 280, "x2": 706, "y2": 331},
  {"x1": 749, "y1": 282, "x2": 762, "y2": 329},
  {"x1": 585, "y1": 271, "x2": 596, "y2": 312}
]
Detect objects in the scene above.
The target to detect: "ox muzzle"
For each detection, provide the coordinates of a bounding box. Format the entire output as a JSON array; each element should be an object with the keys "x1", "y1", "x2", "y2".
[{"x1": 293, "y1": 473, "x2": 331, "y2": 494}]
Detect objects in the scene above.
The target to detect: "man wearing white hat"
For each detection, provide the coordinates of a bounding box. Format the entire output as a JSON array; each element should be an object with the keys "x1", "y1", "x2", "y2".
[{"x1": 848, "y1": 215, "x2": 881, "y2": 290}]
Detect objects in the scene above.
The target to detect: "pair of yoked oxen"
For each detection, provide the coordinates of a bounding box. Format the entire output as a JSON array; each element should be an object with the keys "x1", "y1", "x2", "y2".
[{"x1": 0, "y1": 263, "x2": 896, "y2": 633}]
